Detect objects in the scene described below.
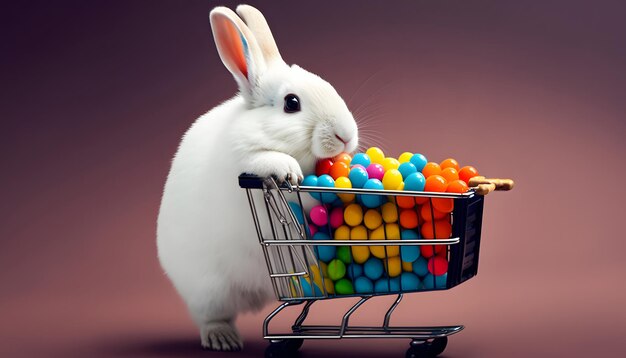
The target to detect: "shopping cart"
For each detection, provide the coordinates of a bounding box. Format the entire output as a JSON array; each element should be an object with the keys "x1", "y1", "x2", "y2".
[{"x1": 239, "y1": 174, "x2": 513, "y2": 358}]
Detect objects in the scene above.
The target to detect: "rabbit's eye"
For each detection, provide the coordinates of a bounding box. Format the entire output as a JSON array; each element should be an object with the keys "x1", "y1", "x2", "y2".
[{"x1": 284, "y1": 94, "x2": 301, "y2": 113}]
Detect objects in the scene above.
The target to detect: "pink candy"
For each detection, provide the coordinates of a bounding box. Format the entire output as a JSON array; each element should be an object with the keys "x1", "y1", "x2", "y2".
[
  {"x1": 329, "y1": 207, "x2": 344, "y2": 228},
  {"x1": 309, "y1": 205, "x2": 328, "y2": 226},
  {"x1": 366, "y1": 163, "x2": 385, "y2": 181}
]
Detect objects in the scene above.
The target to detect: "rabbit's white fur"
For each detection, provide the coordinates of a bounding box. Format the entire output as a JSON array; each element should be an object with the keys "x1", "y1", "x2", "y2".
[{"x1": 157, "y1": 5, "x2": 358, "y2": 351}]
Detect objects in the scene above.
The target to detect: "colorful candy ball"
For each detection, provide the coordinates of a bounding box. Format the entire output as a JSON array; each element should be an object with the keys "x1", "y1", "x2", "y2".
[
  {"x1": 309, "y1": 205, "x2": 328, "y2": 226},
  {"x1": 354, "y1": 276, "x2": 374, "y2": 294},
  {"x1": 423, "y1": 273, "x2": 447, "y2": 289},
  {"x1": 366, "y1": 147, "x2": 385, "y2": 164},
  {"x1": 459, "y1": 166, "x2": 479, "y2": 184},
  {"x1": 400, "y1": 272, "x2": 421, "y2": 291},
  {"x1": 362, "y1": 179, "x2": 384, "y2": 208},
  {"x1": 302, "y1": 175, "x2": 321, "y2": 200},
  {"x1": 317, "y1": 174, "x2": 338, "y2": 203},
  {"x1": 348, "y1": 166, "x2": 369, "y2": 188},
  {"x1": 428, "y1": 256, "x2": 449, "y2": 275},
  {"x1": 409, "y1": 153, "x2": 428, "y2": 172},
  {"x1": 364, "y1": 257, "x2": 384, "y2": 280},
  {"x1": 315, "y1": 158, "x2": 333, "y2": 176},
  {"x1": 366, "y1": 163, "x2": 385, "y2": 181},
  {"x1": 328, "y1": 259, "x2": 347, "y2": 280},
  {"x1": 350, "y1": 153, "x2": 371, "y2": 168},
  {"x1": 334, "y1": 278, "x2": 355, "y2": 295}
]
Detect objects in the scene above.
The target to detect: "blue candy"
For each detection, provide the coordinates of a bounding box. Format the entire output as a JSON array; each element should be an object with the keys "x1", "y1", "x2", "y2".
[
  {"x1": 400, "y1": 229, "x2": 420, "y2": 262},
  {"x1": 362, "y1": 179, "x2": 384, "y2": 208},
  {"x1": 423, "y1": 273, "x2": 447, "y2": 290},
  {"x1": 349, "y1": 166, "x2": 369, "y2": 188},
  {"x1": 363, "y1": 257, "x2": 384, "y2": 280},
  {"x1": 404, "y1": 172, "x2": 426, "y2": 192},
  {"x1": 351, "y1": 153, "x2": 371, "y2": 168},
  {"x1": 317, "y1": 174, "x2": 338, "y2": 204},
  {"x1": 410, "y1": 153, "x2": 428, "y2": 172},
  {"x1": 354, "y1": 276, "x2": 374, "y2": 294},
  {"x1": 398, "y1": 162, "x2": 418, "y2": 180},
  {"x1": 313, "y1": 232, "x2": 336, "y2": 262},
  {"x1": 347, "y1": 263, "x2": 364, "y2": 279},
  {"x1": 288, "y1": 201, "x2": 305, "y2": 225},
  {"x1": 302, "y1": 175, "x2": 321, "y2": 200},
  {"x1": 400, "y1": 272, "x2": 421, "y2": 291},
  {"x1": 295, "y1": 277, "x2": 323, "y2": 297},
  {"x1": 412, "y1": 256, "x2": 429, "y2": 277},
  {"x1": 374, "y1": 277, "x2": 401, "y2": 293}
]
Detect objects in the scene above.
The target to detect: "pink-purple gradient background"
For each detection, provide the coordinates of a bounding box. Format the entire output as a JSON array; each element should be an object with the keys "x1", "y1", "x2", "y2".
[{"x1": 2, "y1": 0, "x2": 626, "y2": 357}]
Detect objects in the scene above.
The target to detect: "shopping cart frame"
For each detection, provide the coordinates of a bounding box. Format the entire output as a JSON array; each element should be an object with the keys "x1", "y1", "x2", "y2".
[{"x1": 239, "y1": 174, "x2": 487, "y2": 357}]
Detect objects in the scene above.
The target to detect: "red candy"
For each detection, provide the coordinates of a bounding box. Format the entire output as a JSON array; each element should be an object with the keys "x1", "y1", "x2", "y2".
[
  {"x1": 428, "y1": 256, "x2": 449, "y2": 275},
  {"x1": 315, "y1": 158, "x2": 334, "y2": 176}
]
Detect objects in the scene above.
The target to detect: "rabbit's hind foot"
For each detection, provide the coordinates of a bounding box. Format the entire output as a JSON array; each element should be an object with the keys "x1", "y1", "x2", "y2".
[{"x1": 200, "y1": 321, "x2": 243, "y2": 351}]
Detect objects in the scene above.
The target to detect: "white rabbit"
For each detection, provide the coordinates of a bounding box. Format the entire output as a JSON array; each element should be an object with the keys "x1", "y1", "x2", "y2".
[{"x1": 156, "y1": 4, "x2": 358, "y2": 351}]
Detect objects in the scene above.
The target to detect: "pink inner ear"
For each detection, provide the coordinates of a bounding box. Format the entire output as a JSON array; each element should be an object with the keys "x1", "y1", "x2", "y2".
[{"x1": 217, "y1": 20, "x2": 248, "y2": 79}]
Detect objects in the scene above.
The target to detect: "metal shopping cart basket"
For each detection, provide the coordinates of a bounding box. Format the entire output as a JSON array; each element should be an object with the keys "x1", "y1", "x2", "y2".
[{"x1": 239, "y1": 174, "x2": 513, "y2": 358}]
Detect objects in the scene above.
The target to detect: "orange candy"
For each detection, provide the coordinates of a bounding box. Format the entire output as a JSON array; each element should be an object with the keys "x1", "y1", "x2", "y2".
[
  {"x1": 440, "y1": 167, "x2": 459, "y2": 183},
  {"x1": 334, "y1": 152, "x2": 352, "y2": 166},
  {"x1": 420, "y1": 202, "x2": 448, "y2": 221},
  {"x1": 396, "y1": 196, "x2": 416, "y2": 209},
  {"x1": 440, "y1": 158, "x2": 460, "y2": 171},
  {"x1": 399, "y1": 209, "x2": 419, "y2": 229},
  {"x1": 459, "y1": 166, "x2": 479, "y2": 185},
  {"x1": 421, "y1": 162, "x2": 441, "y2": 178},
  {"x1": 447, "y1": 180, "x2": 469, "y2": 193},
  {"x1": 432, "y1": 198, "x2": 454, "y2": 213},
  {"x1": 421, "y1": 220, "x2": 452, "y2": 239},
  {"x1": 424, "y1": 175, "x2": 447, "y2": 192},
  {"x1": 421, "y1": 245, "x2": 446, "y2": 258},
  {"x1": 329, "y1": 162, "x2": 350, "y2": 180}
]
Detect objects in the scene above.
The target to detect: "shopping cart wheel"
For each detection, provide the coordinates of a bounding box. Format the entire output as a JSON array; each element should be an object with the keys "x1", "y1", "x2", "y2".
[
  {"x1": 265, "y1": 339, "x2": 304, "y2": 358},
  {"x1": 406, "y1": 337, "x2": 448, "y2": 358}
]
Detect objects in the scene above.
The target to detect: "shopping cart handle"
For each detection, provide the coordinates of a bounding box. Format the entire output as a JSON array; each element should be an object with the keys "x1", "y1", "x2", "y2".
[
  {"x1": 468, "y1": 176, "x2": 514, "y2": 195},
  {"x1": 239, "y1": 173, "x2": 265, "y2": 189}
]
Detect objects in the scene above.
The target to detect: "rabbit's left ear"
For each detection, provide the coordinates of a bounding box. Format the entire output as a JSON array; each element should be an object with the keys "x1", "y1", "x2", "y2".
[
  {"x1": 236, "y1": 5, "x2": 284, "y2": 65},
  {"x1": 210, "y1": 7, "x2": 266, "y2": 100}
]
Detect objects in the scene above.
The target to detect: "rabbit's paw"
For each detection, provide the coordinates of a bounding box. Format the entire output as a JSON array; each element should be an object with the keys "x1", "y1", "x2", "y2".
[
  {"x1": 200, "y1": 321, "x2": 243, "y2": 351},
  {"x1": 249, "y1": 152, "x2": 303, "y2": 185},
  {"x1": 271, "y1": 156, "x2": 303, "y2": 185}
]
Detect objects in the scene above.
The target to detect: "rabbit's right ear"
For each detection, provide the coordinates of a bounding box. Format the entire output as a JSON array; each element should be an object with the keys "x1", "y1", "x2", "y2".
[{"x1": 210, "y1": 7, "x2": 266, "y2": 100}]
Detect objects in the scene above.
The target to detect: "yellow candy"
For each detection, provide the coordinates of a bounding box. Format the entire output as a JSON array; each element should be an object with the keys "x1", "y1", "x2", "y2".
[
  {"x1": 382, "y1": 169, "x2": 403, "y2": 190},
  {"x1": 366, "y1": 147, "x2": 385, "y2": 164},
  {"x1": 402, "y1": 260, "x2": 413, "y2": 272},
  {"x1": 334, "y1": 225, "x2": 351, "y2": 240},
  {"x1": 324, "y1": 277, "x2": 335, "y2": 294},
  {"x1": 381, "y1": 157, "x2": 401, "y2": 172},
  {"x1": 398, "y1": 152, "x2": 414, "y2": 163},
  {"x1": 364, "y1": 209, "x2": 383, "y2": 230},
  {"x1": 350, "y1": 225, "x2": 370, "y2": 264},
  {"x1": 335, "y1": 176, "x2": 355, "y2": 203},
  {"x1": 385, "y1": 256, "x2": 402, "y2": 277},
  {"x1": 308, "y1": 265, "x2": 325, "y2": 288},
  {"x1": 344, "y1": 203, "x2": 363, "y2": 227},
  {"x1": 369, "y1": 223, "x2": 400, "y2": 258},
  {"x1": 381, "y1": 202, "x2": 398, "y2": 223}
]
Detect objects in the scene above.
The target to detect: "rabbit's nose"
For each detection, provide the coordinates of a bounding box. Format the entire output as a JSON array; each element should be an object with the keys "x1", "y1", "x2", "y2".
[{"x1": 335, "y1": 134, "x2": 348, "y2": 144}]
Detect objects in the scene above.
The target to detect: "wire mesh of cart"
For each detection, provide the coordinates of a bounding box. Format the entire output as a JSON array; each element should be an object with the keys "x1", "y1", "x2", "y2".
[{"x1": 239, "y1": 174, "x2": 513, "y2": 358}]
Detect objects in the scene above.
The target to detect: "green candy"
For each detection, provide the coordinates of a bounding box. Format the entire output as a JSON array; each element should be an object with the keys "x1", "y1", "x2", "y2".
[
  {"x1": 327, "y1": 259, "x2": 346, "y2": 281},
  {"x1": 334, "y1": 278, "x2": 355, "y2": 295},
  {"x1": 336, "y1": 246, "x2": 352, "y2": 264}
]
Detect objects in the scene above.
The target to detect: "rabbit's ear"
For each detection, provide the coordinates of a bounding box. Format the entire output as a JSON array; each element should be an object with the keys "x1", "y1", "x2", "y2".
[
  {"x1": 210, "y1": 7, "x2": 266, "y2": 99},
  {"x1": 236, "y1": 5, "x2": 283, "y2": 65}
]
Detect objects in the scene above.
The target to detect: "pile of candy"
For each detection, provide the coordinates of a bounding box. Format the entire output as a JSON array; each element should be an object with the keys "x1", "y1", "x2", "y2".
[{"x1": 291, "y1": 147, "x2": 480, "y2": 297}]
